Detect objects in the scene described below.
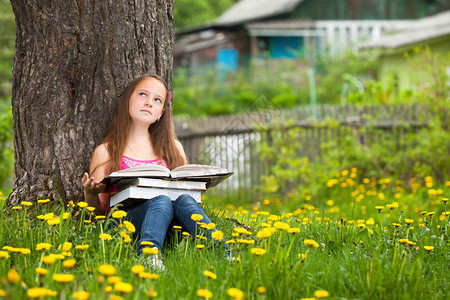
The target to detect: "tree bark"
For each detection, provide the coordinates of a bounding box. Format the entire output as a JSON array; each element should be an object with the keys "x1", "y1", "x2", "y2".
[{"x1": 7, "y1": 0, "x2": 174, "y2": 204}]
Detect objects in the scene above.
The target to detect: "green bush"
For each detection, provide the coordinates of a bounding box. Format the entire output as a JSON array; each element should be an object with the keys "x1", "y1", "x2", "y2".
[{"x1": 0, "y1": 100, "x2": 13, "y2": 190}]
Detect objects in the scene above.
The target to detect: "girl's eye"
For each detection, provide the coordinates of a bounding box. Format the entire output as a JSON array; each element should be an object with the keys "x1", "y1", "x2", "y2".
[
  {"x1": 154, "y1": 98, "x2": 162, "y2": 103},
  {"x1": 139, "y1": 92, "x2": 147, "y2": 97}
]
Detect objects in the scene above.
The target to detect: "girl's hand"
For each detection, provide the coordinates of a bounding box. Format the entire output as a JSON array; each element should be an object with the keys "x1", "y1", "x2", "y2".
[{"x1": 82, "y1": 172, "x2": 105, "y2": 195}]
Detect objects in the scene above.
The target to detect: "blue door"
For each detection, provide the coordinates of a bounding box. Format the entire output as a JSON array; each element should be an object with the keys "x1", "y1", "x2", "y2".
[{"x1": 270, "y1": 37, "x2": 303, "y2": 58}]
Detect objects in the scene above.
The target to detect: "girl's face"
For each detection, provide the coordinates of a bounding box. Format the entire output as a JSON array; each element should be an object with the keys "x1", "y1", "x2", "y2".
[{"x1": 128, "y1": 77, "x2": 166, "y2": 125}]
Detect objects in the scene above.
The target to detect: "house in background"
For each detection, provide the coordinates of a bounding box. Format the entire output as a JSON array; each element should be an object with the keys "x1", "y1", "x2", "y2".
[
  {"x1": 358, "y1": 10, "x2": 450, "y2": 93},
  {"x1": 174, "y1": 0, "x2": 449, "y2": 71}
]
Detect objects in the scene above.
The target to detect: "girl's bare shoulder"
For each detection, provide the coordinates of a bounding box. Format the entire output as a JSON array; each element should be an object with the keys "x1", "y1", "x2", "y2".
[{"x1": 91, "y1": 143, "x2": 110, "y2": 165}]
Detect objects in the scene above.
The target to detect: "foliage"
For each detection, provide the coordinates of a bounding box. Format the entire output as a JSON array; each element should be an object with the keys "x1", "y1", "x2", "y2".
[
  {"x1": 0, "y1": 0, "x2": 14, "y2": 98},
  {"x1": 173, "y1": 0, "x2": 234, "y2": 30},
  {"x1": 172, "y1": 52, "x2": 378, "y2": 118},
  {"x1": 0, "y1": 100, "x2": 13, "y2": 189},
  {"x1": 0, "y1": 181, "x2": 448, "y2": 299}
]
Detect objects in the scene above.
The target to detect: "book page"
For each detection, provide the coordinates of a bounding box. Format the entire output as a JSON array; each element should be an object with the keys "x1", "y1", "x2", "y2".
[{"x1": 170, "y1": 164, "x2": 230, "y2": 178}]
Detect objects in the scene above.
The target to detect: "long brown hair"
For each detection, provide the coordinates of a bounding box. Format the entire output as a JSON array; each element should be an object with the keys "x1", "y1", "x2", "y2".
[{"x1": 102, "y1": 74, "x2": 186, "y2": 174}]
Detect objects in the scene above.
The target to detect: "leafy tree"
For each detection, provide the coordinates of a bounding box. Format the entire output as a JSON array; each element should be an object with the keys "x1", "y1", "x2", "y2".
[{"x1": 174, "y1": 0, "x2": 234, "y2": 29}]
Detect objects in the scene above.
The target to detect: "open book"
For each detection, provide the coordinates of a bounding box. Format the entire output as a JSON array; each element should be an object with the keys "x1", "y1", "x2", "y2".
[{"x1": 103, "y1": 164, "x2": 233, "y2": 188}]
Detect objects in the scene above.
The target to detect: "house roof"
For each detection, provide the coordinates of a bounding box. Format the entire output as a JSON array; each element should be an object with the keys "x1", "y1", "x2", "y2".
[
  {"x1": 359, "y1": 10, "x2": 450, "y2": 50},
  {"x1": 215, "y1": 0, "x2": 305, "y2": 26}
]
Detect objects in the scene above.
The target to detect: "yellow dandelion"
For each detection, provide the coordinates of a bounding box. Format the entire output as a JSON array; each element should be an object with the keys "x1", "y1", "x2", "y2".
[
  {"x1": 139, "y1": 272, "x2": 160, "y2": 280},
  {"x1": 52, "y1": 273, "x2": 75, "y2": 283},
  {"x1": 98, "y1": 264, "x2": 117, "y2": 276},
  {"x1": 375, "y1": 206, "x2": 384, "y2": 212},
  {"x1": 225, "y1": 239, "x2": 236, "y2": 244},
  {"x1": 257, "y1": 286, "x2": 266, "y2": 294},
  {"x1": 256, "y1": 229, "x2": 273, "y2": 239},
  {"x1": 7, "y1": 266, "x2": 20, "y2": 283},
  {"x1": 0, "y1": 289, "x2": 5, "y2": 297},
  {"x1": 62, "y1": 212, "x2": 71, "y2": 219},
  {"x1": 27, "y1": 287, "x2": 55, "y2": 299},
  {"x1": 424, "y1": 246, "x2": 434, "y2": 252},
  {"x1": 0, "y1": 251, "x2": 10, "y2": 258},
  {"x1": 298, "y1": 253, "x2": 308, "y2": 260},
  {"x1": 140, "y1": 241, "x2": 154, "y2": 246},
  {"x1": 314, "y1": 289, "x2": 330, "y2": 298},
  {"x1": 211, "y1": 230, "x2": 224, "y2": 241},
  {"x1": 190, "y1": 214, "x2": 203, "y2": 222},
  {"x1": 227, "y1": 288, "x2": 244, "y2": 300},
  {"x1": 47, "y1": 217, "x2": 61, "y2": 226},
  {"x1": 99, "y1": 233, "x2": 112, "y2": 241},
  {"x1": 304, "y1": 239, "x2": 319, "y2": 248},
  {"x1": 75, "y1": 244, "x2": 90, "y2": 250},
  {"x1": 63, "y1": 259, "x2": 76, "y2": 269},
  {"x1": 120, "y1": 232, "x2": 132, "y2": 243},
  {"x1": 77, "y1": 201, "x2": 88, "y2": 208},
  {"x1": 107, "y1": 276, "x2": 122, "y2": 284},
  {"x1": 114, "y1": 282, "x2": 134, "y2": 293},
  {"x1": 112, "y1": 210, "x2": 127, "y2": 219},
  {"x1": 196, "y1": 289, "x2": 212, "y2": 299},
  {"x1": 142, "y1": 247, "x2": 159, "y2": 255},
  {"x1": 182, "y1": 232, "x2": 190, "y2": 237},
  {"x1": 12, "y1": 206, "x2": 22, "y2": 210},
  {"x1": 173, "y1": 225, "x2": 182, "y2": 229},
  {"x1": 203, "y1": 270, "x2": 217, "y2": 279},
  {"x1": 86, "y1": 206, "x2": 95, "y2": 212},
  {"x1": 196, "y1": 245, "x2": 206, "y2": 249},
  {"x1": 95, "y1": 215, "x2": 106, "y2": 220},
  {"x1": 273, "y1": 221, "x2": 290, "y2": 230},
  {"x1": 131, "y1": 264, "x2": 145, "y2": 275},
  {"x1": 21, "y1": 201, "x2": 33, "y2": 206},
  {"x1": 38, "y1": 199, "x2": 50, "y2": 204},
  {"x1": 72, "y1": 291, "x2": 90, "y2": 300},
  {"x1": 35, "y1": 268, "x2": 48, "y2": 276},
  {"x1": 60, "y1": 242, "x2": 73, "y2": 252},
  {"x1": 251, "y1": 248, "x2": 266, "y2": 256},
  {"x1": 123, "y1": 221, "x2": 136, "y2": 233},
  {"x1": 287, "y1": 227, "x2": 300, "y2": 234},
  {"x1": 405, "y1": 219, "x2": 414, "y2": 225}
]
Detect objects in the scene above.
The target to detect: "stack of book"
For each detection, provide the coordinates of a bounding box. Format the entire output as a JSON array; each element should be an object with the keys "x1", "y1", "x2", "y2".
[{"x1": 102, "y1": 164, "x2": 233, "y2": 208}]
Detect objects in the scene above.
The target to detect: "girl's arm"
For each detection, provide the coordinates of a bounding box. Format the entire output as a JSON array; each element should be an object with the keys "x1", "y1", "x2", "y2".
[{"x1": 81, "y1": 144, "x2": 110, "y2": 213}]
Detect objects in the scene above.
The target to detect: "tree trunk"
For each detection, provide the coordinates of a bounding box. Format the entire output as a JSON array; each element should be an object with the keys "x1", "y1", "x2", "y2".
[{"x1": 7, "y1": 0, "x2": 174, "y2": 204}]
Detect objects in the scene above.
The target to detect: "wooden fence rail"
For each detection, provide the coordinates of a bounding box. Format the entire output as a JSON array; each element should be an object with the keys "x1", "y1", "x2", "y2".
[{"x1": 174, "y1": 103, "x2": 440, "y2": 200}]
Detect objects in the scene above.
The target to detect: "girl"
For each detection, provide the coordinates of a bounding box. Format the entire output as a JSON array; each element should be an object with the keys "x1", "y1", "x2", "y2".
[{"x1": 82, "y1": 74, "x2": 217, "y2": 270}]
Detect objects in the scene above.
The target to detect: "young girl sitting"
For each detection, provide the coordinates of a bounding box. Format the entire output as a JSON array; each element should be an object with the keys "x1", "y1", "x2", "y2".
[{"x1": 82, "y1": 74, "x2": 218, "y2": 270}]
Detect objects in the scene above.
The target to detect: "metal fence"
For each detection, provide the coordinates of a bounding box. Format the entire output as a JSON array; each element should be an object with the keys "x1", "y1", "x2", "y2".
[{"x1": 174, "y1": 103, "x2": 437, "y2": 200}]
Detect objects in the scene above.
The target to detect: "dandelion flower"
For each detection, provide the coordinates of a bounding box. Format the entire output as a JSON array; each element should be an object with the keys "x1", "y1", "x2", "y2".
[
  {"x1": 234, "y1": 228, "x2": 252, "y2": 235},
  {"x1": 107, "y1": 276, "x2": 122, "y2": 284},
  {"x1": 75, "y1": 244, "x2": 90, "y2": 250},
  {"x1": 190, "y1": 214, "x2": 203, "y2": 222},
  {"x1": 424, "y1": 246, "x2": 434, "y2": 252},
  {"x1": 99, "y1": 233, "x2": 112, "y2": 241},
  {"x1": 21, "y1": 201, "x2": 33, "y2": 206},
  {"x1": 52, "y1": 273, "x2": 75, "y2": 283},
  {"x1": 63, "y1": 259, "x2": 76, "y2": 269},
  {"x1": 256, "y1": 229, "x2": 273, "y2": 239},
  {"x1": 123, "y1": 221, "x2": 136, "y2": 233},
  {"x1": 131, "y1": 264, "x2": 145, "y2": 275},
  {"x1": 139, "y1": 272, "x2": 159, "y2": 280},
  {"x1": 27, "y1": 287, "x2": 55, "y2": 299},
  {"x1": 298, "y1": 253, "x2": 308, "y2": 260},
  {"x1": 120, "y1": 232, "x2": 132, "y2": 243},
  {"x1": 375, "y1": 206, "x2": 384, "y2": 212},
  {"x1": 225, "y1": 239, "x2": 236, "y2": 244},
  {"x1": 203, "y1": 270, "x2": 217, "y2": 279},
  {"x1": 47, "y1": 217, "x2": 61, "y2": 226},
  {"x1": 12, "y1": 206, "x2": 22, "y2": 210},
  {"x1": 140, "y1": 241, "x2": 154, "y2": 246},
  {"x1": 35, "y1": 268, "x2": 48, "y2": 276},
  {"x1": 7, "y1": 266, "x2": 20, "y2": 283},
  {"x1": 38, "y1": 199, "x2": 50, "y2": 204},
  {"x1": 196, "y1": 245, "x2": 205, "y2": 249},
  {"x1": 62, "y1": 212, "x2": 71, "y2": 219},
  {"x1": 112, "y1": 210, "x2": 127, "y2": 219},
  {"x1": 72, "y1": 291, "x2": 90, "y2": 300},
  {"x1": 0, "y1": 289, "x2": 5, "y2": 297},
  {"x1": 314, "y1": 289, "x2": 330, "y2": 298},
  {"x1": 392, "y1": 223, "x2": 402, "y2": 228},
  {"x1": 95, "y1": 215, "x2": 106, "y2": 220},
  {"x1": 142, "y1": 247, "x2": 159, "y2": 255},
  {"x1": 304, "y1": 239, "x2": 319, "y2": 248},
  {"x1": 196, "y1": 289, "x2": 212, "y2": 299},
  {"x1": 114, "y1": 282, "x2": 133, "y2": 293},
  {"x1": 77, "y1": 201, "x2": 88, "y2": 208},
  {"x1": 98, "y1": 264, "x2": 117, "y2": 276},
  {"x1": 0, "y1": 250, "x2": 10, "y2": 258},
  {"x1": 147, "y1": 289, "x2": 158, "y2": 298},
  {"x1": 251, "y1": 248, "x2": 266, "y2": 256},
  {"x1": 287, "y1": 227, "x2": 300, "y2": 234},
  {"x1": 227, "y1": 288, "x2": 244, "y2": 300},
  {"x1": 257, "y1": 286, "x2": 266, "y2": 294},
  {"x1": 173, "y1": 225, "x2": 182, "y2": 230},
  {"x1": 211, "y1": 230, "x2": 224, "y2": 241}
]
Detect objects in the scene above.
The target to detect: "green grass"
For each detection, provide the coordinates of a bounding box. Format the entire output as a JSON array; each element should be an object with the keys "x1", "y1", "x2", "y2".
[{"x1": 0, "y1": 175, "x2": 448, "y2": 300}]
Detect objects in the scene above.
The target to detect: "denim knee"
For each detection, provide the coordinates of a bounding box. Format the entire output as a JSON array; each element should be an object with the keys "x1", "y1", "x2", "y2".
[{"x1": 173, "y1": 194, "x2": 198, "y2": 211}]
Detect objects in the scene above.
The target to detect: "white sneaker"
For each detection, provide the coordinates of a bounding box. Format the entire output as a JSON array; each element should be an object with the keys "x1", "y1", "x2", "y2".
[{"x1": 149, "y1": 247, "x2": 166, "y2": 273}]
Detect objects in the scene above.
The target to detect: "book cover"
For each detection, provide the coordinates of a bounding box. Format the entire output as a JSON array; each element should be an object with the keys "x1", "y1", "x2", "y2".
[{"x1": 110, "y1": 186, "x2": 203, "y2": 208}]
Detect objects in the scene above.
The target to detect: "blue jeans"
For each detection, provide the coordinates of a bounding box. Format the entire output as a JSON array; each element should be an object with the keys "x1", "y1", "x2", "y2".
[{"x1": 124, "y1": 194, "x2": 215, "y2": 254}]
